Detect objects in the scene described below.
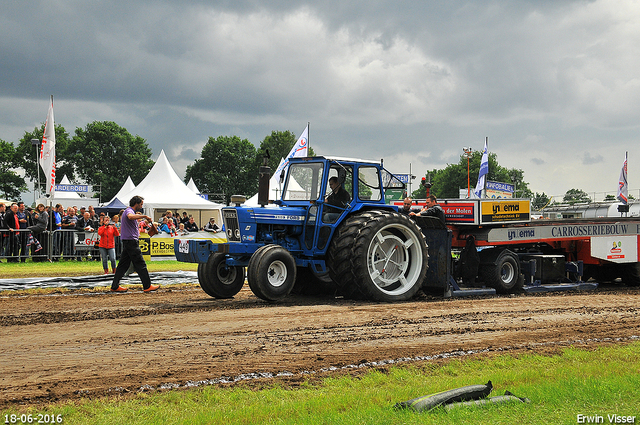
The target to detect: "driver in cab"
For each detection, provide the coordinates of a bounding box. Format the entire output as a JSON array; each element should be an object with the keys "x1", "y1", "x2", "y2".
[{"x1": 325, "y1": 176, "x2": 350, "y2": 212}]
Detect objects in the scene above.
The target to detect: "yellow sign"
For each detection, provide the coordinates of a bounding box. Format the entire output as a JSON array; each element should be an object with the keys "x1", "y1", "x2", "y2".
[
  {"x1": 148, "y1": 235, "x2": 227, "y2": 256},
  {"x1": 139, "y1": 233, "x2": 151, "y2": 261},
  {"x1": 480, "y1": 199, "x2": 530, "y2": 224}
]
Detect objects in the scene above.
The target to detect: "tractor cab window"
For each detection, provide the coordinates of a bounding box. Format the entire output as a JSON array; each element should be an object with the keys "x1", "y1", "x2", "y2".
[
  {"x1": 357, "y1": 166, "x2": 382, "y2": 201},
  {"x1": 283, "y1": 162, "x2": 324, "y2": 201},
  {"x1": 322, "y1": 164, "x2": 352, "y2": 223}
]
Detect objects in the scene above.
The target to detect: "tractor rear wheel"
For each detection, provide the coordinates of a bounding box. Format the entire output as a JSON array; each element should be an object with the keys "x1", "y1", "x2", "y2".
[
  {"x1": 351, "y1": 212, "x2": 428, "y2": 302},
  {"x1": 200, "y1": 253, "x2": 245, "y2": 298},
  {"x1": 247, "y1": 245, "x2": 297, "y2": 302},
  {"x1": 326, "y1": 211, "x2": 382, "y2": 296}
]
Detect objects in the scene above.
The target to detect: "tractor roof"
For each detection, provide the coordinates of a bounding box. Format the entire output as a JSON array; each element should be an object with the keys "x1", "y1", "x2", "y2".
[{"x1": 289, "y1": 156, "x2": 382, "y2": 166}]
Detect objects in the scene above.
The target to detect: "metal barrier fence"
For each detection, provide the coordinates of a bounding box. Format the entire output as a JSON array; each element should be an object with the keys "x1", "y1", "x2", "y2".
[{"x1": 0, "y1": 229, "x2": 122, "y2": 262}]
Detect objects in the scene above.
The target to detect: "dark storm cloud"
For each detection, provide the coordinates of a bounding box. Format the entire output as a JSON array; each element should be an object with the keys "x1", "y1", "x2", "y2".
[{"x1": 2, "y1": 0, "x2": 640, "y2": 199}]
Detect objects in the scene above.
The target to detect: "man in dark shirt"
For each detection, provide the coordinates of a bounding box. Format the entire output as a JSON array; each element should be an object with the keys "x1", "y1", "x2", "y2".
[
  {"x1": 323, "y1": 176, "x2": 350, "y2": 223},
  {"x1": 184, "y1": 216, "x2": 199, "y2": 232},
  {"x1": 399, "y1": 197, "x2": 418, "y2": 215},
  {"x1": 4, "y1": 203, "x2": 20, "y2": 262},
  {"x1": 325, "y1": 177, "x2": 350, "y2": 212},
  {"x1": 410, "y1": 195, "x2": 446, "y2": 225}
]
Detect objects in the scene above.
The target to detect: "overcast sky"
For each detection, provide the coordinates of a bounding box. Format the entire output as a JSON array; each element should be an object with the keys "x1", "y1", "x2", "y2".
[{"x1": 2, "y1": 0, "x2": 639, "y2": 200}]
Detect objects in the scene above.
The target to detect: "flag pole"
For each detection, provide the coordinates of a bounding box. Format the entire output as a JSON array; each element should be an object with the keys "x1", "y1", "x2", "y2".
[
  {"x1": 483, "y1": 137, "x2": 488, "y2": 198},
  {"x1": 307, "y1": 121, "x2": 310, "y2": 156}
]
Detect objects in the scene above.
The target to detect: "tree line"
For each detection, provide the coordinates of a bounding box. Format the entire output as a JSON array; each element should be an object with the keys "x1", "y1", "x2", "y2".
[
  {"x1": 0, "y1": 122, "x2": 315, "y2": 204},
  {"x1": 1, "y1": 119, "x2": 606, "y2": 209}
]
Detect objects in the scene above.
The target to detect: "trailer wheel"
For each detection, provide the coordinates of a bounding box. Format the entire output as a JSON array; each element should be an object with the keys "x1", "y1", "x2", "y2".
[
  {"x1": 351, "y1": 212, "x2": 428, "y2": 302},
  {"x1": 247, "y1": 245, "x2": 296, "y2": 302},
  {"x1": 200, "y1": 253, "x2": 245, "y2": 298},
  {"x1": 481, "y1": 250, "x2": 521, "y2": 293}
]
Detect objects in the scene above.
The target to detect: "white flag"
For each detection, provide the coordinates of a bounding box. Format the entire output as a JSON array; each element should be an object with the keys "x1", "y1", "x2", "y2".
[
  {"x1": 273, "y1": 124, "x2": 309, "y2": 180},
  {"x1": 473, "y1": 138, "x2": 489, "y2": 198},
  {"x1": 40, "y1": 96, "x2": 56, "y2": 195},
  {"x1": 617, "y1": 152, "x2": 628, "y2": 204}
]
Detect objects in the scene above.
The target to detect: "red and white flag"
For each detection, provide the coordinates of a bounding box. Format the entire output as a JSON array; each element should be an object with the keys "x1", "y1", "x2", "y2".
[
  {"x1": 273, "y1": 123, "x2": 309, "y2": 179},
  {"x1": 40, "y1": 96, "x2": 56, "y2": 195},
  {"x1": 617, "y1": 152, "x2": 628, "y2": 204}
]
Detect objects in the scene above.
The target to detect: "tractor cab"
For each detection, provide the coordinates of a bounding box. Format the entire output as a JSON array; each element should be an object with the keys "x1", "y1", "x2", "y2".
[{"x1": 277, "y1": 157, "x2": 390, "y2": 255}]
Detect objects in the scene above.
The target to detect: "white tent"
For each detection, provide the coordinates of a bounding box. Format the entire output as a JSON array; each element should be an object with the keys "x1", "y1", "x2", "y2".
[
  {"x1": 108, "y1": 176, "x2": 136, "y2": 204},
  {"x1": 246, "y1": 159, "x2": 304, "y2": 206},
  {"x1": 116, "y1": 150, "x2": 224, "y2": 224},
  {"x1": 187, "y1": 177, "x2": 200, "y2": 194}
]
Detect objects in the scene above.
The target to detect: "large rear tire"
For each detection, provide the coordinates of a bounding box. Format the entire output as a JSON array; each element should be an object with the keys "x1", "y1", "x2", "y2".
[
  {"x1": 200, "y1": 253, "x2": 245, "y2": 298},
  {"x1": 247, "y1": 245, "x2": 297, "y2": 302},
  {"x1": 480, "y1": 250, "x2": 521, "y2": 293},
  {"x1": 350, "y1": 212, "x2": 428, "y2": 302},
  {"x1": 326, "y1": 211, "x2": 381, "y2": 296}
]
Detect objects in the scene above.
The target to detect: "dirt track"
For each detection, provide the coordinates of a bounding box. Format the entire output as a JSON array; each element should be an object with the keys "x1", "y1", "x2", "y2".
[{"x1": 0, "y1": 284, "x2": 638, "y2": 407}]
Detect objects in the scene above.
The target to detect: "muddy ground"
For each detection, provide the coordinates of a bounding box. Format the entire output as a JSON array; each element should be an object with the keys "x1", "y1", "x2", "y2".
[{"x1": 0, "y1": 283, "x2": 638, "y2": 407}]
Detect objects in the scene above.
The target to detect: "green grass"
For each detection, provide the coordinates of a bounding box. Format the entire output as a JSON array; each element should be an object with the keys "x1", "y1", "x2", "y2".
[
  {"x1": 2, "y1": 342, "x2": 638, "y2": 425},
  {"x1": 0, "y1": 259, "x2": 197, "y2": 278}
]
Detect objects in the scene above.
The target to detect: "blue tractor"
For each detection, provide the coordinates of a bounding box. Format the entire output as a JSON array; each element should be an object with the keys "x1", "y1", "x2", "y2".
[{"x1": 175, "y1": 156, "x2": 432, "y2": 302}]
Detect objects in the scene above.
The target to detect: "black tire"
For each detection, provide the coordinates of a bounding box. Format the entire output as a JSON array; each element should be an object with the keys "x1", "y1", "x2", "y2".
[
  {"x1": 247, "y1": 245, "x2": 297, "y2": 302},
  {"x1": 293, "y1": 266, "x2": 336, "y2": 296},
  {"x1": 326, "y1": 211, "x2": 381, "y2": 294},
  {"x1": 480, "y1": 250, "x2": 521, "y2": 294},
  {"x1": 247, "y1": 245, "x2": 272, "y2": 300},
  {"x1": 620, "y1": 263, "x2": 640, "y2": 286},
  {"x1": 201, "y1": 253, "x2": 245, "y2": 298},
  {"x1": 197, "y1": 262, "x2": 217, "y2": 297},
  {"x1": 351, "y1": 212, "x2": 428, "y2": 302}
]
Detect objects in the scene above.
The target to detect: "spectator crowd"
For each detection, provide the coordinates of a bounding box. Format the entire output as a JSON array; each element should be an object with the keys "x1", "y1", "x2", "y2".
[{"x1": 1, "y1": 202, "x2": 223, "y2": 264}]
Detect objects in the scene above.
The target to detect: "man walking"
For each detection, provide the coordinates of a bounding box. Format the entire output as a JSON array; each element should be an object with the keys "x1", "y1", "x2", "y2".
[{"x1": 111, "y1": 195, "x2": 159, "y2": 293}]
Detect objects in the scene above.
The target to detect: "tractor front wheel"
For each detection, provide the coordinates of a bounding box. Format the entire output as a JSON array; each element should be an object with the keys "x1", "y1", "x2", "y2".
[
  {"x1": 248, "y1": 245, "x2": 297, "y2": 302},
  {"x1": 200, "y1": 253, "x2": 245, "y2": 298}
]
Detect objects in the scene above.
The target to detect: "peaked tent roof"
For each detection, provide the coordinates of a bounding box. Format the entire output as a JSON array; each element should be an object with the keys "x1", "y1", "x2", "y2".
[
  {"x1": 109, "y1": 176, "x2": 136, "y2": 204},
  {"x1": 187, "y1": 178, "x2": 200, "y2": 194},
  {"x1": 116, "y1": 150, "x2": 222, "y2": 210}
]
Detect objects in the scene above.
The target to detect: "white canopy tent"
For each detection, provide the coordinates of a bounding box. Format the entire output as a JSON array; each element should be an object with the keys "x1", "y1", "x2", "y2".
[
  {"x1": 108, "y1": 176, "x2": 136, "y2": 204},
  {"x1": 116, "y1": 150, "x2": 224, "y2": 225},
  {"x1": 246, "y1": 159, "x2": 304, "y2": 206},
  {"x1": 187, "y1": 178, "x2": 200, "y2": 194}
]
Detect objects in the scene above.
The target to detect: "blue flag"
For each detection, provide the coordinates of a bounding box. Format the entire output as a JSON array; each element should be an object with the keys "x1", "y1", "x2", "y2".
[
  {"x1": 617, "y1": 152, "x2": 628, "y2": 204},
  {"x1": 474, "y1": 138, "x2": 488, "y2": 198}
]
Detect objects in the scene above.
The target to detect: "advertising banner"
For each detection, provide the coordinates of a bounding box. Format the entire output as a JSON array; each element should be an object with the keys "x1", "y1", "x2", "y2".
[
  {"x1": 485, "y1": 181, "x2": 514, "y2": 199},
  {"x1": 480, "y1": 199, "x2": 530, "y2": 224},
  {"x1": 55, "y1": 184, "x2": 89, "y2": 192},
  {"x1": 441, "y1": 201, "x2": 478, "y2": 225},
  {"x1": 590, "y1": 235, "x2": 639, "y2": 263}
]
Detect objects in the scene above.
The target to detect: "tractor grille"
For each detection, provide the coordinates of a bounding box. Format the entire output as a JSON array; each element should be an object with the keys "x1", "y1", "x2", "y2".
[{"x1": 223, "y1": 208, "x2": 240, "y2": 242}]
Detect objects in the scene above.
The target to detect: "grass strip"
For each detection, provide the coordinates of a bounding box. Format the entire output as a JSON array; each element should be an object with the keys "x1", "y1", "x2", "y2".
[
  {"x1": 2, "y1": 342, "x2": 638, "y2": 425},
  {"x1": 0, "y1": 259, "x2": 197, "y2": 278}
]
